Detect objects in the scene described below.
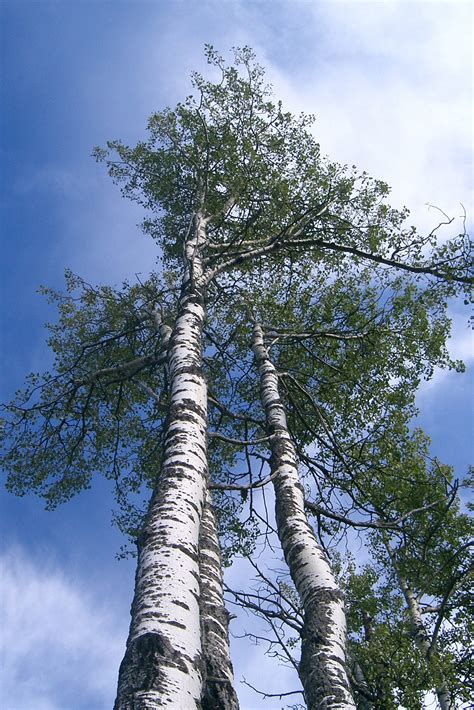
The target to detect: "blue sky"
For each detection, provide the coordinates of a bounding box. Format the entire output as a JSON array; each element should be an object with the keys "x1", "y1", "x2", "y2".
[{"x1": 0, "y1": 1, "x2": 473, "y2": 708}]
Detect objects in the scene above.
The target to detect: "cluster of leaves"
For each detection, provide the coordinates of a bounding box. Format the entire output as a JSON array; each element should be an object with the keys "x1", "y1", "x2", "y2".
[{"x1": 1, "y1": 271, "x2": 174, "y2": 513}]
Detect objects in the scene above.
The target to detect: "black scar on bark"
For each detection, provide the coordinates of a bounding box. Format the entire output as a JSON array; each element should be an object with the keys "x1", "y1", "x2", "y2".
[
  {"x1": 180, "y1": 291, "x2": 206, "y2": 309},
  {"x1": 163, "y1": 461, "x2": 204, "y2": 477},
  {"x1": 172, "y1": 363, "x2": 205, "y2": 378},
  {"x1": 114, "y1": 631, "x2": 200, "y2": 710},
  {"x1": 167, "y1": 398, "x2": 207, "y2": 421},
  {"x1": 299, "y1": 590, "x2": 350, "y2": 708},
  {"x1": 163, "y1": 431, "x2": 207, "y2": 458},
  {"x1": 173, "y1": 599, "x2": 191, "y2": 611},
  {"x1": 200, "y1": 607, "x2": 239, "y2": 710}
]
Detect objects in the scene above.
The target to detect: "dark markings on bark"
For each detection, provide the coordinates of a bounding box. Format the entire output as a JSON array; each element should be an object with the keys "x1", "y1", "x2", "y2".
[
  {"x1": 173, "y1": 292, "x2": 206, "y2": 313},
  {"x1": 304, "y1": 588, "x2": 345, "y2": 608},
  {"x1": 200, "y1": 605, "x2": 239, "y2": 710},
  {"x1": 167, "y1": 399, "x2": 205, "y2": 415},
  {"x1": 299, "y1": 594, "x2": 349, "y2": 708},
  {"x1": 172, "y1": 600, "x2": 191, "y2": 611},
  {"x1": 253, "y1": 323, "x2": 354, "y2": 708},
  {"x1": 114, "y1": 631, "x2": 197, "y2": 710},
  {"x1": 172, "y1": 364, "x2": 205, "y2": 379},
  {"x1": 190, "y1": 569, "x2": 202, "y2": 585},
  {"x1": 265, "y1": 401, "x2": 287, "y2": 416},
  {"x1": 167, "y1": 543, "x2": 200, "y2": 563},
  {"x1": 162, "y1": 619, "x2": 187, "y2": 630},
  {"x1": 199, "y1": 498, "x2": 239, "y2": 710},
  {"x1": 163, "y1": 429, "x2": 207, "y2": 452},
  {"x1": 164, "y1": 462, "x2": 205, "y2": 478}
]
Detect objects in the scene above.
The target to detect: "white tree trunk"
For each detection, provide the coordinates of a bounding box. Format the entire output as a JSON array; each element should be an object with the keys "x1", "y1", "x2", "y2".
[
  {"x1": 115, "y1": 213, "x2": 209, "y2": 709},
  {"x1": 382, "y1": 536, "x2": 453, "y2": 710},
  {"x1": 252, "y1": 322, "x2": 355, "y2": 710},
  {"x1": 199, "y1": 490, "x2": 239, "y2": 709},
  {"x1": 350, "y1": 658, "x2": 373, "y2": 710}
]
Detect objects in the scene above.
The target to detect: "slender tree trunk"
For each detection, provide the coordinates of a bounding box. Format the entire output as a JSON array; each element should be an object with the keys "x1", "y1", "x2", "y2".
[
  {"x1": 381, "y1": 535, "x2": 453, "y2": 710},
  {"x1": 115, "y1": 212, "x2": 209, "y2": 709},
  {"x1": 199, "y1": 490, "x2": 240, "y2": 709},
  {"x1": 349, "y1": 657, "x2": 373, "y2": 710},
  {"x1": 252, "y1": 322, "x2": 355, "y2": 710}
]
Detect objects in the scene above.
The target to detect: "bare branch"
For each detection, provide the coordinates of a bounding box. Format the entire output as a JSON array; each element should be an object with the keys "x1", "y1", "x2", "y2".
[{"x1": 241, "y1": 678, "x2": 304, "y2": 701}]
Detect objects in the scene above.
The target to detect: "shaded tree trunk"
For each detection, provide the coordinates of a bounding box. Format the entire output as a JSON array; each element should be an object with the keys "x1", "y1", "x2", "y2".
[
  {"x1": 199, "y1": 490, "x2": 240, "y2": 709},
  {"x1": 252, "y1": 322, "x2": 355, "y2": 710},
  {"x1": 115, "y1": 212, "x2": 209, "y2": 709},
  {"x1": 350, "y1": 657, "x2": 373, "y2": 710},
  {"x1": 381, "y1": 535, "x2": 453, "y2": 710}
]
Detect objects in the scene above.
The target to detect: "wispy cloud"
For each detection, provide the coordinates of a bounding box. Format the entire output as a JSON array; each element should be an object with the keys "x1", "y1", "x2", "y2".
[
  {"x1": 0, "y1": 545, "x2": 128, "y2": 710},
  {"x1": 417, "y1": 314, "x2": 474, "y2": 399},
  {"x1": 255, "y1": 1, "x2": 472, "y2": 233}
]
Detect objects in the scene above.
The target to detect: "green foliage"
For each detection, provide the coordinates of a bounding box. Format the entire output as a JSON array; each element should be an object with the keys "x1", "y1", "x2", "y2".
[
  {"x1": 330, "y1": 430, "x2": 474, "y2": 708},
  {"x1": 93, "y1": 46, "x2": 472, "y2": 293},
  {"x1": 1, "y1": 272, "x2": 172, "y2": 513}
]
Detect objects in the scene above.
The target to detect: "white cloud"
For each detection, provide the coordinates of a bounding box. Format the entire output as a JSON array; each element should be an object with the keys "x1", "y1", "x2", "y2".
[
  {"x1": 257, "y1": 1, "x2": 472, "y2": 234},
  {"x1": 18, "y1": 2, "x2": 472, "y2": 293},
  {"x1": 0, "y1": 539, "x2": 300, "y2": 710},
  {"x1": 448, "y1": 325, "x2": 474, "y2": 364},
  {"x1": 417, "y1": 312, "x2": 473, "y2": 398},
  {"x1": 0, "y1": 545, "x2": 127, "y2": 710}
]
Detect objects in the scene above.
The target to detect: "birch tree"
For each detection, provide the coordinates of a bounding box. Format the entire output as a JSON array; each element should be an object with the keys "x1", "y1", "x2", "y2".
[
  {"x1": 1, "y1": 46, "x2": 472, "y2": 708},
  {"x1": 252, "y1": 319, "x2": 355, "y2": 707},
  {"x1": 210, "y1": 266, "x2": 470, "y2": 705},
  {"x1": 318, "y1": 426, "x2": 473, "y2": 709},
  {"x1": 223, "y1": 401, "x2": 472, "y2": 707}
]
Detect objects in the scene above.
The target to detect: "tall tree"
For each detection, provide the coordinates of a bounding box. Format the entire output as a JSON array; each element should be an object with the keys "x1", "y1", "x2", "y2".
[
  {"x1": 331, "y1": 432, "x2": 473, "y2": 709},
  {"x1": 199, "y1": 491, "x2": 240, "y2": 709},
  {"x1": 211, "y1": 268, "x2": 470, "y2": 706},
  {"x1": 1, "y1": 47, "x2": 472, "y2": 708},
  {"x1": 252, "y1": 318, "x2": 355, "y2": 707}
]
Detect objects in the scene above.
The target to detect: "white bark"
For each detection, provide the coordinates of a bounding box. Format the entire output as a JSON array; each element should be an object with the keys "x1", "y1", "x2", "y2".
[
  {"x1": 252, "y1": 322, "x2": 355, "y2": 710},
  {"x1": 199, "y1": 490, "x2": 239, "y2": 709},
  {"x1": 382, "y1": 536, "x2": 453, "y2": 710},
  {"x1": 115, "y1": 213, "x2": 209, "y2": 709},
  {"x1": 350, "y1": 659, "x2": 373, "y2": 710}
]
